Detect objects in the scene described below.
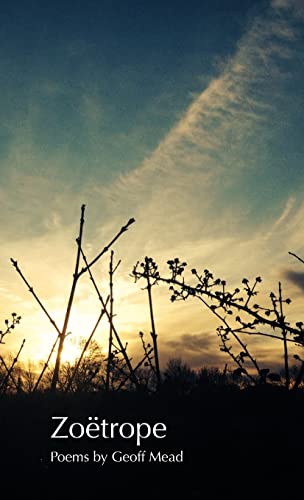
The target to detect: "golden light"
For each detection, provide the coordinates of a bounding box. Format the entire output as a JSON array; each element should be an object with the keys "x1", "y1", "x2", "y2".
[
  {"x1": 25, "y1": 308, "x2": 108, "y2": 365},
  {"x1": 60, "y1": 335, "x2": 83, "y2": 363}
]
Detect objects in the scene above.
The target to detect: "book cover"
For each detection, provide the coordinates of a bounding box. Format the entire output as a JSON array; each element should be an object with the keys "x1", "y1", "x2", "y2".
[{"x1": 0, "y1": 0, "x2": 303, "y2": 496}]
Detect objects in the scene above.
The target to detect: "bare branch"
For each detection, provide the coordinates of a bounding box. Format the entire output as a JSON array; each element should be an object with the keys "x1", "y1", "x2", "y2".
[
  {"x1": 10, "y1": 259, "x2": 61, "y2": 336},
  {"x1": 51, "y1": 204, "x2": 86, "y2": 391},
  {"x1": 0, "y1": 356, "x2": 19, "y2": 390},
  {"x1": 80, "y1": 247, "x2": 139, "y2": 388},
  {"x1": 78, "y1": 218, "x2": 135, "y2": 278},
  {"x1": 288, "y1": 251, "x2": 304, "y2": 265},
  {"x1": 0, "y1": 339, "x2": 25, "y2": 394}
]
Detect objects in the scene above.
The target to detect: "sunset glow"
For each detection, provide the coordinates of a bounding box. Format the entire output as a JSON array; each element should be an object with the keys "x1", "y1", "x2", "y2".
[{"x1": 0, "y1": 0, "x2": 303, "y2": 374}]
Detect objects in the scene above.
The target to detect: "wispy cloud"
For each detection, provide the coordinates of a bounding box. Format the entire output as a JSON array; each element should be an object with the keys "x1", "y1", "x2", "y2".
[
  {"x1": 1, "y1": 1, "x2": 304, "y2": 370},
  {"x1": 88, "y1": 0, "x2": 303, "y2": 264},
  {"x1": 272, "y1": 0, "x2": 304, "y2": 17},
  {"x1": 103, "y1": 0, "x2": 301, "y2": 192}
]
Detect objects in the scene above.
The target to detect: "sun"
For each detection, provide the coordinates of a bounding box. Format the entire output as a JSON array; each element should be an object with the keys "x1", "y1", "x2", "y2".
[
  {"x1": 27, "y1": 308, "x2": 107, "y2": 365},
  {"x1": 29, "y1": 334, "x2": 83, "y2": 365},
  {"x1": 60, "y1": 335, "x2": 83, "y2": 363},
  {"x1": 21, "y1": 278, "x2": 146, "y2": 367}
]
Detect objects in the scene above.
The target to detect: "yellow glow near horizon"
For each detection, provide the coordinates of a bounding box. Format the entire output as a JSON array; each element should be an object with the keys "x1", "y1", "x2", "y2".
[{"x1": 23, "y1": 307, "x2": 110, "y2": 365}]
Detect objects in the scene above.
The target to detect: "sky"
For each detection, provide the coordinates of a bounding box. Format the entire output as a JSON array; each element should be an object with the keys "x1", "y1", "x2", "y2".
[{"x1": 1, "y1": 0, "x2": 304, "y2": 373}]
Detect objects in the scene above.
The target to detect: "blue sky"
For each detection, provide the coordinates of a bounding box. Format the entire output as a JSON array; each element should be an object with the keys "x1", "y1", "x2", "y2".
[
  {"x1": 0, "y1": 0, "x2": 266, "y2": 182},
  {"x1": 1, "y1": 0, "x2": 304, "y2": 370}
]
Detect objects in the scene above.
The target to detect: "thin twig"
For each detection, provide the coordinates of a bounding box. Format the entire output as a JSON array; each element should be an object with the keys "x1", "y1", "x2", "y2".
[
  {"x1": 0, "y1": 339, "x2": 25, "y2": 394},
  {"x1": 286, "y1": 250, "x2": 304, "y2": 390},
  {"x1": 279, "y1": 282, "x2": 290, "y2": 389},
  {"x1": 10, "y1": 260, "x2": 61, "y2": 335},
  {"x1": 80, "y1": 247, "x2": 139, "y2": 388},
  {"x1": 33, "y1": 335, "x2": 60, "y2": 392},
  {"x1": 145, "y1": 261, "x2": 161, "y2": 391},
  {"x1": 218, "y1": 333, "x2": 255, "y2": 383},
  {"x1": 65, "y1": 308, "x2": 106, "y2": 392},
  {"x1": 152, "y1": 274, "x2": 302, "y2": 338},
  {"x1": 244, "y1": 279, "x2": 258, "y2": 308},
  {"x1": 288, "y1": 251, "x2": 304, "y2": 265},
  {"x1": 237, "y1": 330, "x2": 298, "y2": 343},
  {"x1": 0, "y1": 356, "x2": 19, "y2": 390},
  {"x1": 78, "y1": 218, "x2": 135, "y2": 278},
  {"x1": 116, "y1": 348, "x2": 154, "y2": 391},
  {"x1": 51, "y1": 204, "x2": 86, "y2": 391},
  {"x1": 196, "y1": 295, "x2": 260, "y2": 378},
  {"x1": 106, "y1": 251, "x2": 114, "y2": 392},
  {"x1": 139, "y1": 332, "x2": 154, "y2": 372}
]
